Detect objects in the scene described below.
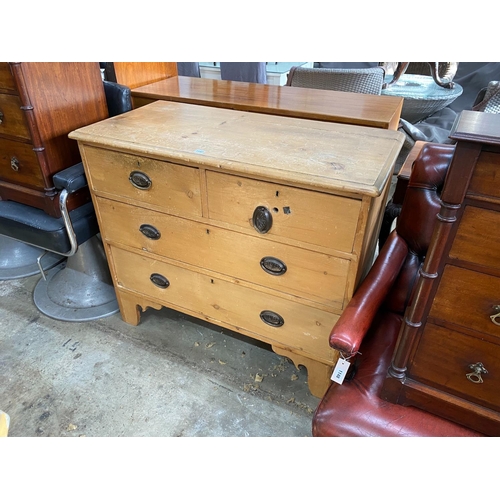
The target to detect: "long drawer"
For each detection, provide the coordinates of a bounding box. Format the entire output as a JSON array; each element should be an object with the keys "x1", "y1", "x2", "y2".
[
  {"x1": 82, "y1": 146, "x2": 203, "y2": 218},
  {"x1": 410, "y1": 323, "x2": 500, "y2": 412},
  {"x1": 206, "y1": 170, "x2": 361, "y2": 253},
  {"x1": 0, "y1": 93, "x2": 30, "y2": 140},
  {"x1": 430, "y1": 265, "x2": 500, "y2": 340},
  {"x1": 0, "y1": 137, "x2": 44, "y2": 188},
  {"x1": 97, "y1": 197, "x2": 350, "y2": 309},
  {"x1": 450, "y1": 206, "x2": 500, "y2": 272},
  {"x1": 110, "y1": 245, "x2": 339, "y2": 363}
]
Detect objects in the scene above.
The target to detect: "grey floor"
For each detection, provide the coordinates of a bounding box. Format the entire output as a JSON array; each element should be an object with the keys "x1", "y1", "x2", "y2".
[{"x1": 0, "y1": 271, "x2": 321, "y2": 437}]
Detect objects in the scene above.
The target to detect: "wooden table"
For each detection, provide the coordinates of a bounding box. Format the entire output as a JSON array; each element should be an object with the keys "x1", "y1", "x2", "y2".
[
  {"x1": 131, "y1": 76, "x2": 403, "y2": 130},
  {"x1": 70, "y1": 101, "x2": 405, "y2": 398}
]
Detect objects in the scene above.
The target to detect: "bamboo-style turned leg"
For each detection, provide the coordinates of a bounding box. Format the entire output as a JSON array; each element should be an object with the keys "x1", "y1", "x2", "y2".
[
  {"x1": 116, "y1": 289, "x2": 163, "y2": 326},
  {"x1": 272, "y1": 346, "x2": 334, "y2": 398}
]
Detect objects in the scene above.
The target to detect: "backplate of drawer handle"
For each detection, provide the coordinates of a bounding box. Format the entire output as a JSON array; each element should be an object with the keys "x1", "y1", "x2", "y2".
[
  {"x1": 490, "y1": 305, "x2": 500, "y2": 326},
  {"x1": 150, "y1": 273, "x2": 170, "y2": 289},
  {"x1": 260, "y1": 310, "x2": 284, "y2": 327},
  {"x1": 466, "y1": 362, "x2": 488, "y2": 384},
  {"x1": 139, "y1": 224, "x2": 161, "y2": 240},
  {"x1": 10, "y1": 157, "x2": 19, "y2": 171},
  {"x1": 252, "y1": 206, "x2": 273, "y2": 234},
  {"x1": 0, "y1": 110, "x2": 4, "y2": 124},
  {"x1": 129, "y1": 170, "x2": 152, "y2": 190},
  {"x1": 260, "y1": 256, "x2": 287, "y2": 276}
]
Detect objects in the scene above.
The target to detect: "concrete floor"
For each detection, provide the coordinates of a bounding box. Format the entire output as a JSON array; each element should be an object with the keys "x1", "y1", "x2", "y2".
[{"x1": 0, "y1": 272, "x2": 321, "y2": 437}]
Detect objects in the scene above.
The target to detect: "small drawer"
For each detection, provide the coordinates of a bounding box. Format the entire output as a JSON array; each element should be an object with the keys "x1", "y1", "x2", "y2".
[
  {"x1": 410, "y1": 323, "x2": 500, "y2": 411},
  {"x1": 0, "y1": 63, "x2": 16, "y2": 92},
  {"x1": 430, "y1": 265, "x2": 500, "y2": 340},
  {"x1": 97, "y1": 197, "x2": 350, "y2": 308},
  {"x1": 206, "y1": 171, "x2": 361, "y2": 252},
  {"x1": 110, "y1": 246, "x2": 339, "y2": 363},
  {"x1": 0, "y1": 137, "x2": 44, "y2": 188},
  {"x1": 450, "y1": 206, "x2": 500, "y2": 272},
  {"x1": 0, "y1": 93, "x2": 31, "y2": 141},
  {"x1": 468, "y1": 151, "x2": 499, "y2": 200},
  {"x1": 82, "y1": 145, "x2": 202, "y2": 218}
]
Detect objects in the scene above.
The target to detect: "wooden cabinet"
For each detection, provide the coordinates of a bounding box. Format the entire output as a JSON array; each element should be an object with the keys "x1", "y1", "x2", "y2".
[
  {"x1": 382, "y1": 110, "x2": 500, "y2": 435},
  {"x1": 70, "y1": 100, "x2": 404, "y2": 397},
  {"x1": 0, "y1": 62, "x2": 108, "y2": 216}
]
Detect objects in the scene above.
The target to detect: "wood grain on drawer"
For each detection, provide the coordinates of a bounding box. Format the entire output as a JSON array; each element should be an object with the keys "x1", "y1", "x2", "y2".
[
  {"x1": 430, "y1": 265, "x2": 500, "y2": 339},
  {"x1": 0, "y1": 94, "x2": 30, "y2": 141},
  {"x1": 206, "y1": 171, "x2": 360, "y2": 252},
  {"x1": 0, "y1": 138, "x2": 44, "y2": 187},
  {"x1": 82, "y1": 146, "x2": 202, "y2": 218},
  {"x1": 0, "y1": 63, "x2": 16, "y2": 92},
  {"x1": 110, "y1": 246, "x2": 339, "y2": 363},
  {"x1": 410, "y1": 323, "x2": 500, "y2": 411},
  {"x1": 97, "y1": 198, "x2": 349, "y2": 308},
  {"x1": 468, "y1": 151, "x2": 499, "y2": 200},
  {"x1": 450, "y1": 206, "x2": 500, "y2": 271}
]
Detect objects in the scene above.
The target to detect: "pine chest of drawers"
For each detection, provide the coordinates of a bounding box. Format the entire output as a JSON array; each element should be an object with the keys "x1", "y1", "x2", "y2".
[
  {"x1": 383, "y1": 110, "x2": 500, "y2": 435},
  {"x1": 0, "y1": 62, "x2": 107, "y2": 215},
  {"x1": 70, "y1": 100, "x2": 404, "y2": 397}
]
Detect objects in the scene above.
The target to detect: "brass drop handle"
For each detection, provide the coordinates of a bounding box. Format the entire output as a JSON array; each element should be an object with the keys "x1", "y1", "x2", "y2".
[
  {"x1": 260, "y1": 256, "x2": 287, "y2": 276},
  {"x1": 260, "y1": 310, "x2": 284, "y2": 327},
  {"x1": 490, "y1": 305, "x2": 500, "y2": 326},
  {"x1": 252, "y1": 206, "x2": 273, "y2": 234},
  {"x1": 0, "y1": 110, "x2": 4, "y2": 124},
  {"x1": 11, "y1": 157, "x2": 20, "y2": 171},
  {"x1": 466, "y1": 362, "x2": 488, "y2": 384},
  {"x1": 150, "y1": 273, "x2": 170, "y2": 289},
  {"x1": 129, "y1": 170, "x2": 152, "y2": 190},
  {"x1": 139, "y1": 224, "x2": 161, "y2": 240}
]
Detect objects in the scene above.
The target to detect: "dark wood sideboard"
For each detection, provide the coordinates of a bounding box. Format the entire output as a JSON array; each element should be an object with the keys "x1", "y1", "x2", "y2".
[{"x1": 382, "y1": 110, "x2": 500, "y2": 436}]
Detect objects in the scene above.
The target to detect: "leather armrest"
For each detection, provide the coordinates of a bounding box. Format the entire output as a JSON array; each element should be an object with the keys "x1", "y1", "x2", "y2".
[
  {"x1": 52, "y1": 162, "x2": 87, "y2": 194},
  {"x1": 103, "y1": 80, "x2": 132, "y2": 117},
  {"x1": 329, "y1": 231, "x2": 409, "y2": 357}
]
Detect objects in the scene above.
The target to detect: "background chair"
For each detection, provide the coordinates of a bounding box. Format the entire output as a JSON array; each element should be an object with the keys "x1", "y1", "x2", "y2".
[
  {"x1": 312, "y1": 142, "x2": 483, "y2": 437},
  {"x1": 177, "y1": 62, "x2": 201, "y2": 78},
  {"x1": 285, "y1": 66, "x2": 385, "y2": 94},
  {"x1": 219, "y1": 62, "x2": 267, "y2": 84},
  {"x1": 0, "y1": 81, "x2": 132, "y2": 321}
]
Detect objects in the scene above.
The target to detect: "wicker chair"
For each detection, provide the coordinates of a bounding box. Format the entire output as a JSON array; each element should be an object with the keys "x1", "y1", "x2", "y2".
[{"x1": 285, "y1": 66, "x2": 385, "y2": 95}]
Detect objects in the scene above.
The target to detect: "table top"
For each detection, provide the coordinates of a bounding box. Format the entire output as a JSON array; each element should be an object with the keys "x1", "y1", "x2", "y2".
[
  {"x1": 70, "y1": 100, "x2": 405, "y2": 197},
  {"x1": 131, "y1": 76, "x2": 404, "y2": 130}
]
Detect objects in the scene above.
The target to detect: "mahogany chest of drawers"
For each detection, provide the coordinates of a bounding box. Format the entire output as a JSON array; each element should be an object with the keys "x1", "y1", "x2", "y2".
[
  {"x1": 0, "y1": 62, "x2": 108, "y2": 215},
  {"x1": 383, "y1": 110, "x2": 500, "y2": 435},
  {"x1": 70, "y1": 100, "x2": 404, "y2": 397}
]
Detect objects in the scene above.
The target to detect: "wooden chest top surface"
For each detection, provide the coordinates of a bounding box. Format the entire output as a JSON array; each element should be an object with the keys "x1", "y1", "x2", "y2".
[{"x1": 70, "y1": 100, "x2": 404, "y2": 197}]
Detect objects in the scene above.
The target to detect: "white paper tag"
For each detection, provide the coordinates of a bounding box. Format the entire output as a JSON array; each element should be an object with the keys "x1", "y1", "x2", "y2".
[{"x1": 331, "y1": 358, "x2": 351, "y2": 385}]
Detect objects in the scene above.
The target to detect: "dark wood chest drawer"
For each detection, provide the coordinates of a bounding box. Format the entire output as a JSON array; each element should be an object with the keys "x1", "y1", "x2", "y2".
[
  {"x1": 0, "y1": 93, "x2": 30, "y2": 140},
  {"x1": 430, "y1": 265, "x2": 500, "y2": 340},
  {"x1": 468, "y1": 151, "x2": 499, "y2": 200},
  {"x1": 0, "y1": 137, "x2": 45, "y2": 187},
  {"x1": 410, "y1": 323, "x2": 500, "y2": 412}
]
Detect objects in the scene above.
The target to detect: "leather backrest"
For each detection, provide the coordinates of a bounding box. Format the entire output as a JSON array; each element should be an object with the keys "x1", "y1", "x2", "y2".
[{"x1": 383, "y1": 143, "x2": 455, "y2": 314}]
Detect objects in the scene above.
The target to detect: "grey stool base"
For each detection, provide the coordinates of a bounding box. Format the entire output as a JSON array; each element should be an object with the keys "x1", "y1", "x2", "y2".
[
  {"x1": 33, "y1": 236, "x2": 119, "y2": 322},
  {"x1": 0, "y1": 235, "x2": 65, "y2": 280}
]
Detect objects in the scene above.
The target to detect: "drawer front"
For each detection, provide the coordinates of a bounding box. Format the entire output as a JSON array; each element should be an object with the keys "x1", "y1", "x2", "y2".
[
  {"x1": 206, "y1": 171, "x2": 361, "y2": 252},
  {"x1": 0, "y1": 137, "x2": 44, "y2": 187},
  {"x1": 110, "y1": 246, "x2": 339, "y2": 363},
  {"x1": 97, "y1": 197, "x2": 349, "y2": 308},
  {"x1": 410, "y1": 323, "x2": 500, "y2": 411},
  {"x1": 0, "y1": 63, "x2": 16, "y2": 92},
  {"x1": 430, "y1": 265, "x2": 500, "y2": 339},
  {"x1": 0, "y1": 93, "x2": 30, "y2": 140},
  {"x1": 450, "y1": 206, "x2": 500, "y2": 272},
  {"x1": 82, "y1": 146, "x2": 202, "y2": 218},
  {"x1": 468, "y1": 151, "x2": 499, "y2": 200}
]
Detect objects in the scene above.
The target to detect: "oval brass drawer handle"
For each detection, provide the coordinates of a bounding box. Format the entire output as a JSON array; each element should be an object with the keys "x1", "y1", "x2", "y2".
[
  {"x1": 260, "y1": 310, "x2": 284, "y2": 327},
  {"x1": 150, "y1": 273, "x2": 170, "y2": 289},
  {"x1": 260, "y1": 256, "x2": 287, "y2": 276},
  {"x1": 129, "y1": 170, "x2": 152, "y2": 190},
  {"x1": 491, "y1": 305, "x2": 500, "y2": 326},
  {"x1": 466, "y1": 362, "x2": 488, "y2": 384},
  {"x1": 252, "y1": 206, "x2": 273, "y2": 234},
  {"x1": 139, "y1": 224, "x2": 161, "y2": 240}
]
